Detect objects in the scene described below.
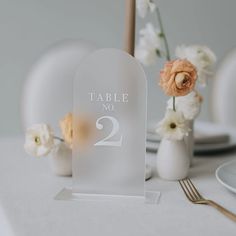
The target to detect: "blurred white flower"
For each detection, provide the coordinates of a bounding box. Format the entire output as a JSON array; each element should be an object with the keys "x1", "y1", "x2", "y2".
[
  {"x1": 156, "y1": 109, "x2": 190, "y2": 140},
  {"x1": 175, "y1": 45, "x2": 216, "y2": 86},
  {"x1": 135, "y1": 23, "x2": 162, "y2": 65},
  {"x1": 167, "y1": 91, "x2": 201, "y2": 120},
  {"x1": 24, "y1": 124, "x2": 54, "y2": 157},
  {"x1": 137, "y1": 0, "x2": 156, "y2": 18}
]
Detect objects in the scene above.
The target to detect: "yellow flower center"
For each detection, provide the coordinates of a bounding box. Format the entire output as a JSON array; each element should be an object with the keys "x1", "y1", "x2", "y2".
[{"x1": 34, "y1": 136, "x2": 41, "y2": 145}]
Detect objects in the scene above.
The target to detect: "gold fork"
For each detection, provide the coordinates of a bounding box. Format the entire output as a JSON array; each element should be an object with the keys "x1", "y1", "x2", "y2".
[{"x1": 179, "y1": 178, "x2": 236, "y2": 222}]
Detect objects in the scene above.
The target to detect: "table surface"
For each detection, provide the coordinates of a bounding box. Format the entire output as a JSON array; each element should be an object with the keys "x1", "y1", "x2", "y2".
[{"x1": 0, "y1": 136, "x2": 236, "y2": 236}]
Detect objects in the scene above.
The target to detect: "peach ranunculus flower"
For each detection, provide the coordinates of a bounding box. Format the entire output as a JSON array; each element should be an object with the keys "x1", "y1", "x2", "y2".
[
  {"x1": 60, "y1": 113, "x2": 73, "y2": 147},
  {"x1": 159, "y1": 59, "x2": 198, "y2": 96}
]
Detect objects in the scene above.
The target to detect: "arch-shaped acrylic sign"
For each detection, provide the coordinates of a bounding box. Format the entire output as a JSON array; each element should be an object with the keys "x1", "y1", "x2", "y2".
[{"x1": 73, "y1": 48, "x2": 147, "y2": 200}]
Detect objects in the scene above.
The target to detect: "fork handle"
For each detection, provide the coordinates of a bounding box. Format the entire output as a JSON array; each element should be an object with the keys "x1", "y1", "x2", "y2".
[{"x1": 208, "y1": 200, "x2": 236, "y2": 222}]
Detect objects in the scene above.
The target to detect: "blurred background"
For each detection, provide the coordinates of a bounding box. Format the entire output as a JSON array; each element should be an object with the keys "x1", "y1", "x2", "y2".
[{"x1": 0, "y1": 0, "x2": 235, "y2": 136}]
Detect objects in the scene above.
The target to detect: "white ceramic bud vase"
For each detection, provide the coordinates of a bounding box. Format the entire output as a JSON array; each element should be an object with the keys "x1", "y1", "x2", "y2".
[
  {"x1": 157, "y1": 138, "x2": 190, "y2": 181},
  {"x1": 50, "y1": 142, "x2": 72, "y2": 176},
  {"x1": 184, "y1": 120, "x2": 194, "y2": 166}
]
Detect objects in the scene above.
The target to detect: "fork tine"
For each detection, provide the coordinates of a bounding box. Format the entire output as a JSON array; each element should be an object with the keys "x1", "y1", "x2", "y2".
[
  {"x1": 181, "y1": 179, "x2": 197, "y2": 200},
  {"x1": 179, "y1": 180, "x2": 194, "y2": 202},
  {"x1": 186, "y1": 178, "x2": 203, "y2": 199},
  {"x1": 185, "y1": 178, "x2": 200, "y2": 200}
]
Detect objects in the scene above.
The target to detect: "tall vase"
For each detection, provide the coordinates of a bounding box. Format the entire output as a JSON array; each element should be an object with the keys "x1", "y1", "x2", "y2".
[
  {"x1": 184, "y1": 120, "x2": 194, "y2": 166},
  {"x1": 49, "y1": 142, "x2": 72, "y2": 176},
  {"x1": 157, "y1": 138, "x2": 190, "y2": 181}
]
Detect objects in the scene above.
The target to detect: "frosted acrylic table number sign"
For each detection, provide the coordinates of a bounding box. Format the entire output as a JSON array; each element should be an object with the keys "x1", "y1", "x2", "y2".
[{"x1": 56, "y1": 48, "x2": 159, "y2": 203}]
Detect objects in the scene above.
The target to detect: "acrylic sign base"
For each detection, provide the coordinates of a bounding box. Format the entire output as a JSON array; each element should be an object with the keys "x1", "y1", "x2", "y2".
[{"x1": 55, "y1": 188, "x2": 161, "y2": 205}]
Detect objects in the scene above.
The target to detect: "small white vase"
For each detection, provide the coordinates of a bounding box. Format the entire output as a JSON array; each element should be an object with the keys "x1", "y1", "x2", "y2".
[
  {"x1": 50, "y1": 142, "x2": 72, "y2": 176},
  {"x1": 184, "y1": 120, "x2": 194, "y2": 166},
  {"x1": 157, "y1": 138, "x2": 190, "y2": 181}
]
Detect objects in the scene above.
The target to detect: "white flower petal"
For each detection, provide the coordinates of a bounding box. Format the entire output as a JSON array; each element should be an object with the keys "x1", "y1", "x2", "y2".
[
  {"x1": 135, "y1": 23, "x2": 162, "y2": 66},
  {"x1": 175, "y1": 44, "x2": 216, "y2": 85},
  {"x1": 156, "y1": 109, "x2": 189, "y2": 140},
  {"x1": 24, "y1": 123, "x2": 54, "y2": 157},
  {"x1": 36, "y1": 145, "x2": 51, "y2": 157},
  {"x1": 167, "y1": 91, "x2": 201, "y2": 120},
  {"x1": 149, "y1": 2, "x2": 156, "y2": 12},
  {"x1": 137, "y1": 0, "x2": 156, "y2": 18},
  {"x1": 24, "y1": 142, "x2": 38, "y2": 156},
  {"x1": 135, "y1": 47, "x2": 157, "y2": 66}
]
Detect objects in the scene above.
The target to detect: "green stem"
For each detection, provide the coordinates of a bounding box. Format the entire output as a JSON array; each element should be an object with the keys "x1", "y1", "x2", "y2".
[
  {"x1": 173, "y1": 96, "x2": 176, "y2": 111},
  {"x1": 155, "y1": 6, "x2": 176, "y2": 112},
  {"x1": 54, "y1": 136, "x2": 64, "y2": 142},
  {"x1": 155, "y1": 7, "x2": 171, "y2": 61}
]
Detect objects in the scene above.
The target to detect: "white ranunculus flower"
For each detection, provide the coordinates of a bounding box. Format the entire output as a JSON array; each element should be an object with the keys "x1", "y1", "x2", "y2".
[
  {"x1": 175, "y1": 45, "x2": 216, "y2": 86},
  {"x1": 135, "y1": 42, "x2": 158, "y2": 66},
  {"x1": 137, "y1": 0, "x2": 156, "y2": 18},
  {"x1": 167, "y1": 91, "x2": 201, "y2": 120},
  {"x1": 156, "y1": 109, "x2": 190, "y2": 140},
  {"x1": 24, "y1": 124, "x2": 54, "y2": 157},
  {"x1": 135, "y1": 23, "x2": 162, "y2": 65}
]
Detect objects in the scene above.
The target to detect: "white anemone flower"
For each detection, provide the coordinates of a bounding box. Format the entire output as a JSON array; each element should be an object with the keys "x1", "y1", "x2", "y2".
[
  {"x1": 167, "y1": 91, "x2": 201, "y2": 120},
  {"x1": 135, "y1": 23, "x2": 163, "y2": 65},
  {"x1": 137, "y1": 0, "x2": 156, "y2": 18},
  {"x1": 156, "y1": 109, "x2": 190, "y2": 140},
  {"x1": 175, "y1": 45, "x2": 216, "y2": 86},
  {"x1": 24, "y1": 124, "x2": 54, "y2": 157}
]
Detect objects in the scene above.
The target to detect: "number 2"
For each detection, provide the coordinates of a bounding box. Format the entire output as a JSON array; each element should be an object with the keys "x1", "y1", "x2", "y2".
[{"x1": 94, "y1": 116, "x2": 122, "y2": 147}]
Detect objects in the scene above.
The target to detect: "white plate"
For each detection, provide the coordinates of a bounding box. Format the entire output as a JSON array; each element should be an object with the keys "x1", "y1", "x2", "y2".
[
  {"x1": 146, "y1": 121, "x2": 236, "y2": 155},
  {"x1": 146, "y1": 136, "x2": 236, "y2": 155},
  {"x1": 216, "y1": 160, "x2": 236, "y2": 193}
]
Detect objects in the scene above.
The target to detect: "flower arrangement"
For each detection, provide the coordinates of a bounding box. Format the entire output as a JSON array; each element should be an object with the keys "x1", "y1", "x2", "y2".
[
  {"x1": 135, "y1": 0, "x2": 216, "y2": 141},
  {"x1": 24, "y1": 113, "x2": 73, "y2": 158},
  {"x1": 135, "y1": 0, "x2": 216, "y2": 179}
]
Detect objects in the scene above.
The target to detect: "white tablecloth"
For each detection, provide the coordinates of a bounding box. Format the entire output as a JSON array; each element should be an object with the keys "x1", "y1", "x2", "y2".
[{"x1": 0, "y1": 137, "x2": 236, "y2": 236}]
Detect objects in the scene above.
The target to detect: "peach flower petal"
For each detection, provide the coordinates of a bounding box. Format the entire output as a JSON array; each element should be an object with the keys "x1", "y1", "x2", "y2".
[{"x1": 159, "y1": 59, "x2": 197, "y2": 96}]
